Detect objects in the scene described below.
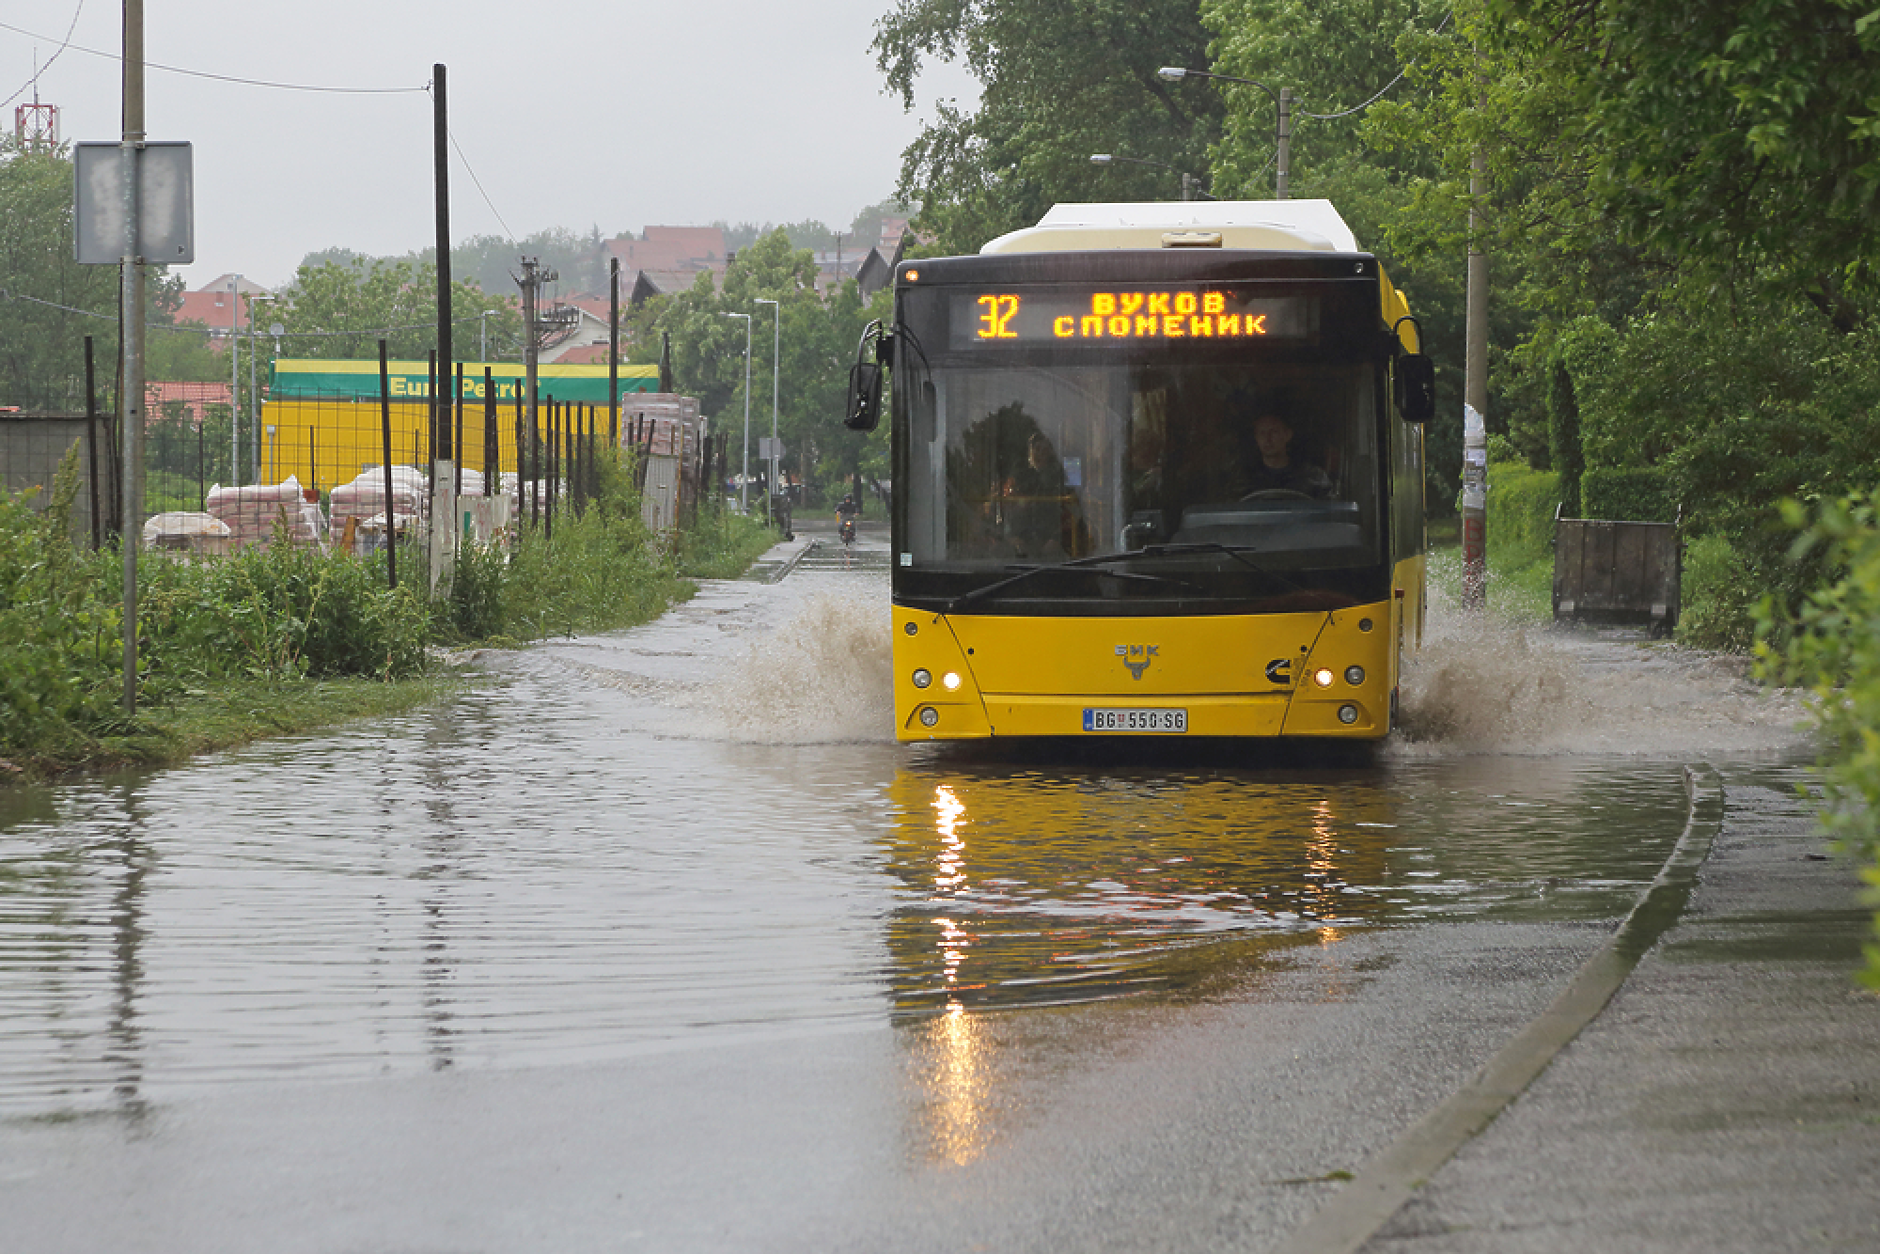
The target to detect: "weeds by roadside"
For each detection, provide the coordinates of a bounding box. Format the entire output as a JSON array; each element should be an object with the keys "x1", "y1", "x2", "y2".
[{"x1": 2, "y1": 443, "x2": 780, "y2": 779}]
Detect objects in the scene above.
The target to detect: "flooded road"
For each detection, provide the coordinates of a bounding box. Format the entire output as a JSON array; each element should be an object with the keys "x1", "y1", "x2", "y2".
[{"x1": 0, "y1": 536, "x2": 1815, "y2": 1251}]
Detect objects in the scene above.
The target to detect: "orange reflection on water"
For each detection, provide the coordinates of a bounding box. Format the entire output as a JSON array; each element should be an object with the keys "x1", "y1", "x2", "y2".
[
  {"x1": 912, "y1": 1001, "x2": 994, "y2": 1167},
  {"x1": 933, "y1": 785, "x2": 967, "y2": 891}
]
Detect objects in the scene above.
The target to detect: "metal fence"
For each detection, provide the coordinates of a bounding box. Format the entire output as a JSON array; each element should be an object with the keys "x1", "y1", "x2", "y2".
[{"x1": 0, "y1": 386, "x2": 733, "y2": 555}]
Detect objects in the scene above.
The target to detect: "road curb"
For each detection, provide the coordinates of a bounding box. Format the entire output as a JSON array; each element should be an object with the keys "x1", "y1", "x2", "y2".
[
  {"x1": 766, "y1": 538, "x2": 819, "y2": 583},
  {"x1": 1271, "y1": 763, "x2": 1727, "y2": 1254}
]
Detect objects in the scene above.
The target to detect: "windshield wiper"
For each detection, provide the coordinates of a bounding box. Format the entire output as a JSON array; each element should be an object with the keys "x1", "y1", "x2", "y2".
[
  {"x1": 1127, "y1": 541, "x2": 1307, "y2": 595},
  {"x1": 946, "y1": 551, "x2": 1207, "y2": 613}
]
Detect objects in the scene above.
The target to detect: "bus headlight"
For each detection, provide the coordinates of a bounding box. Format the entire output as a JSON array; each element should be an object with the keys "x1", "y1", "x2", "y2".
[
  {"x1": 918, "y1": 706, "x2": 940, "y2": 728},
  {"x1": 1345, "y1": 665, "x2": 1365, "y2": 686},
  {"x1": 1313, "y1": 668, "x2": 1335, "y2": 688},
  {"x1": 1338, "y1": 704, "x2": 1360, "y2": 725},
  {"x1": 942, "y1": 672, "x2": 962, "y2": 691},
  {"x1": 912, "y1": 669, "x2": 933, "y2": 689}
]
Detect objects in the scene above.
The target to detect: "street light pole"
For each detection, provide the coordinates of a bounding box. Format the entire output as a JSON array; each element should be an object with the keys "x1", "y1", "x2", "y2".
[
  {"x1": 479, "y1": 309, "x2": 495, "y2": 363},
  {"x1": 722, "y1": 312, "x2": 752, "y2": 513},
  {"x1": 754, "y1": 297, "x2": 779, "y2": 523},
  {"x1": 247, "y1": 294, "x2": 275, "y2": 484},
  {"x1": 1158, "y1": 67, "x2": 1290, "y2": 199},
  {"x1": 229, "y1": 273, "x2": 241, "y2": 486}
]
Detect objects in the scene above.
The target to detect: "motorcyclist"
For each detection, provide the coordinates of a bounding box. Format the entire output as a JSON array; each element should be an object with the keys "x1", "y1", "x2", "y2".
[{"x1": 835, "y1": 492, "x2": 861, "y2": 543}]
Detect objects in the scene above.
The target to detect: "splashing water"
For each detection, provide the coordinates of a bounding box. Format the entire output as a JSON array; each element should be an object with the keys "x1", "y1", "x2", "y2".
[
  {"x1": 1392, "y1": 577, "x2": 1809, "y2": 758},
  {"x1": 701, "y1": 570, "x2": 1806, "y2": 758},
  {"x1": 709, "y1": 587, "x2": 897, "y2": 743}
]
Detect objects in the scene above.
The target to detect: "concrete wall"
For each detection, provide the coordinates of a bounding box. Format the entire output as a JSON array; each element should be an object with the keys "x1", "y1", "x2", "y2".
[{"x1": 0, "y1": 414, "x2": 117, "y2": 546}]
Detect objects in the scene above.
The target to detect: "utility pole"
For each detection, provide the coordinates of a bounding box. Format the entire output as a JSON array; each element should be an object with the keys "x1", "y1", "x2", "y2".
[
  {"x1": 119, "y1": 0, "x2": 146, "y2": 713},
  {"x1": 429, "y1": 62, "x2": 455, "y2": 597},
  {"x1": 1461, "y1": 147, "x2": 1489, "y2": 609},
  {"x1": 514, "y1": 255, "x2": 555, "y2": 521},
  {"x1": 1276, "y1": 88, "x2": 1292, "y2": 200},
  {"x1": 608, "y1": 257, "x2": 620, "y2": 456}
]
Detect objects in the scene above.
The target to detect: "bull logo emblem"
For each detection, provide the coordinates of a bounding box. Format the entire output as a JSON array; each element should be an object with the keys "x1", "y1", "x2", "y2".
[{"x1": 1116, "y1": 644, "x2": 1158, "y2": 680}]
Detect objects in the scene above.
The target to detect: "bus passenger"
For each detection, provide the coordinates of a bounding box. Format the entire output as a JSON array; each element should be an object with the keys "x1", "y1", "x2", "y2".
[{"x1": 1000, "y1": 430, "x2": 1086, "y2": 557}]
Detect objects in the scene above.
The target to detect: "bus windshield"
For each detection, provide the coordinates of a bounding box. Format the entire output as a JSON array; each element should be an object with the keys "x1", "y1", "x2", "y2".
[{"x1": 899, "y1": 356, "x2": 1383, "y2": 590}]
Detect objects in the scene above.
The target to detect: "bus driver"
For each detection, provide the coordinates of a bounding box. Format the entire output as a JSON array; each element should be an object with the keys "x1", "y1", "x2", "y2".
[{"x1": 1240, "y1": 413, "x2": 1332, "y2": 499}]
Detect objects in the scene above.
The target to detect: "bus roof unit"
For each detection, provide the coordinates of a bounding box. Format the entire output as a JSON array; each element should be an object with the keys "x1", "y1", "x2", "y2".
[{"x1": 979, "y1": 199, "x2": 1361, "y2": 255}]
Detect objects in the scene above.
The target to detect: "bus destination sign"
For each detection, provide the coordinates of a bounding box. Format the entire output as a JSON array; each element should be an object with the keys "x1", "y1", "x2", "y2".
[{"x1": 951, "y1": 287, "x2": 1316, "y2": 349}]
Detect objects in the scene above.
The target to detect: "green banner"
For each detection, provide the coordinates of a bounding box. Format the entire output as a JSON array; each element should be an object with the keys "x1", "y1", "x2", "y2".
[{"x1": 269, "y1": 359, "x2": 661, "y2": 404}]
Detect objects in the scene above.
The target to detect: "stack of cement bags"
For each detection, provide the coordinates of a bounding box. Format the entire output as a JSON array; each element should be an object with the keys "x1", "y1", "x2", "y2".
[{"x1": 205, "y1": 477, "x2": 319, "y2": 550}]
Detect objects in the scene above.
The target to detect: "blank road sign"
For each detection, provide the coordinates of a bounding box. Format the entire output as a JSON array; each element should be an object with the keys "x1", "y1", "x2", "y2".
[{"x1": 73, "y1": 141, "x2": 194, "y2": 264}]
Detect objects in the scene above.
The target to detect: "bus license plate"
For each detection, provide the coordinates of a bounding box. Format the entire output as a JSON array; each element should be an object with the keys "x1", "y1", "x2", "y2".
[{"x1": 1082, "y1": 708, "x2": 1188, "y2": 733}]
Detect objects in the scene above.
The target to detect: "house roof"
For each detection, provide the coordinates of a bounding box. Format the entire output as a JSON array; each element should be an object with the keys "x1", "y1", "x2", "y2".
[
  {"x1": 173, "y1": 279, "x2": 275, "y2": 334},
  {"x1": 146, "y1": 380, "x2": 232, "y2": 421},
  {"x1": 603, "y1": 226, "x2": 728, "y2": 275}
]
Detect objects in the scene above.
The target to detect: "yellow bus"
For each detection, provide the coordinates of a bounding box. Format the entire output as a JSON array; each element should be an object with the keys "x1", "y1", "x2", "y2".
[{"x1": 846, "y1": 200, "x2": 1436, "y2": 744}]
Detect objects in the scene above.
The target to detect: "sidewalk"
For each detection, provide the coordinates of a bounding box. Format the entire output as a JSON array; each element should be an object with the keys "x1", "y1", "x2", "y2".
[{"x1": 1360, "y1": 768, "x2": 1880, "y2": 1251}]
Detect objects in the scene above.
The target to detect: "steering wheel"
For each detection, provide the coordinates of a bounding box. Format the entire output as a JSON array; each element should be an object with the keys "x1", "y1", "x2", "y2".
[{"x1": 1239, "y1": 488, "x2": 1310, "y2": 502}]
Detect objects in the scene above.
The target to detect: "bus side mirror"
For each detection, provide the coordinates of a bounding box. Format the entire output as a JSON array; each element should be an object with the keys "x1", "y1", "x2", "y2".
[
  {"x1": 1396, "y1": 354, "x2": 1435, "y2": 424},
  {"x1": 844, "y1": 320, "x2": 888, "y2": 432},
  {"x1": 845, "y1": 361, "x2": 883, "y2": 432}
]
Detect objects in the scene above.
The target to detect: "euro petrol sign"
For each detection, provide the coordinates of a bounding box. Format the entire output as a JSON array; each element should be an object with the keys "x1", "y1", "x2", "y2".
[{"x1": 949, "y1": 286, "x2": 1317, "y2": 349}]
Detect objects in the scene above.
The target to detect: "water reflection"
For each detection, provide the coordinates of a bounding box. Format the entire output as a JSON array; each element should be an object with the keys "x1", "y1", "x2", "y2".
[
  {"x1": 879, "y1": 754, "x2": 1710, "y2": 1019},
  {"x1": 882, "y1": 762, "x2": 1403, "y2": 1016}
]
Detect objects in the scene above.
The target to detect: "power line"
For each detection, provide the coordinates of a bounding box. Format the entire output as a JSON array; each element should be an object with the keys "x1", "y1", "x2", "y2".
[
  {"x1": 0, "y1": 1, "x2": 84, "y2": 110},
  {"x1": 0, "y1": 18, "x2": 426, "y2": 95},
  {"x1": 0, "y1": 287, "x2": 487, "y2": 338},
  {"x1": 1296, "y1": 12, "x2": 1452, "y2": 122},
  {"x1": 442, "y1": 117, "x2": 516, "y2": 245}
]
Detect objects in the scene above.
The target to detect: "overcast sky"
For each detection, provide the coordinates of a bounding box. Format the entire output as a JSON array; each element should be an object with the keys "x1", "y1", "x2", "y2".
[{"x1": 3, "y1": 1, "x2": 976, "y2": 291}]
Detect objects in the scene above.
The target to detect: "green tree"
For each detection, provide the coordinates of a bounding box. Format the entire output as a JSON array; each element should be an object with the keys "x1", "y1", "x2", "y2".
[
  {"x1": 626, "y1": 229, "x2": 887, "y2": 497},
  {"x1": 874, "y1": 0, "x2": 1224, "y2": 254},
  {"x1": 0, "y1": 137, "x2": 122, "y2": 410},
  {"x1": 274, "y1": 257, "x2": 520, "y2": 363}
]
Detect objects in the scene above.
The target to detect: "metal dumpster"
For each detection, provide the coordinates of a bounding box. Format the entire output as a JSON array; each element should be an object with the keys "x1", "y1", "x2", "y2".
[{"x1": 1552, "y1": 505, "x2": 1682, "y2": 636}]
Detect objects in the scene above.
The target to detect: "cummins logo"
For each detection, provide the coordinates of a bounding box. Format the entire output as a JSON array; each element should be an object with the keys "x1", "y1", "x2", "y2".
[
  {"x1": 1116, "y1": 644, "x2": 1158, "y2": 680},
  {"x1": 1264, "y1": 658, "x2": 1293, "y2": 684}
]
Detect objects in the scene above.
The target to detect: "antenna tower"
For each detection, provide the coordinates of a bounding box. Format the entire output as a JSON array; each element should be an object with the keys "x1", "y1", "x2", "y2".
[{"x1": 15, "y1": 76, "x2": 59, "y2": 150}]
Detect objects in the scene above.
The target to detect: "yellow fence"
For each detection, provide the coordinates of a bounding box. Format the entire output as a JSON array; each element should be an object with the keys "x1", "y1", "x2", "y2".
[{"x1": 256, "y1": 395, "x2": 619, "y2": 493}]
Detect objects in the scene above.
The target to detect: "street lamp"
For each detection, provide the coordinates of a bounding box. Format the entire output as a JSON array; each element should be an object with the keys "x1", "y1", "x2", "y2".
[
  {"x1": 754, "y1": 297, "x2": 779, "y2": 523},
  {"x1": 722, "y1": 311, "x2": 752, "y2": 512},
  {"x1": 1158, "y1": 67, "x2": 1290, "y2": 199},
  {"x1": 229, "y1": 274, "x2": 241, "y2": 486},
  {"x1": 479, "y1": 309, "x2": 495, "y2": 362},
  {"x1": 1089, "y1": 153, "x2": 1206, "y2": 201}
]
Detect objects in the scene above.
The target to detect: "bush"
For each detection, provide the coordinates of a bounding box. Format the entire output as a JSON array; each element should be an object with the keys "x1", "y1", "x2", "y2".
[
  {"x1": 140, "y1": 542, "x2": 430, "y2": 683},
  {"x1": 1582, "y1": 467, "x2": 1675, "y2": 523},
  {"x1": 1755, "y1": 491, "x2": 1880, "y2": 988},
  {"x1": 1678, "y1": 531, "x2": 1757, "y2": 650},
  {"x1": 0, "y1": 454, "x2": 126, "y2": 753},
  {"x1": 1486, "y1": 461, "x2": 1560, "y2": 569}
]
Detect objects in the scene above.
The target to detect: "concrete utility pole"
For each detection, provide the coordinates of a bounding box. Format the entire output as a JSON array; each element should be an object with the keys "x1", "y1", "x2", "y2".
[
  {"x1": 1461, "y1": 148, "x2": 1489, "y2": 610},
  {"x1": 723, "y1": 312, "x2": 753, "y2": 512},
  {"x1": 514, "y1": 255, "x2": 556, "y2": 515},
  {"x1": 755, "y1": 297, "x2": 779, "y2": 524},
  {"x1": 119, "y1": 0, "x2": 146, "y2": 713}
]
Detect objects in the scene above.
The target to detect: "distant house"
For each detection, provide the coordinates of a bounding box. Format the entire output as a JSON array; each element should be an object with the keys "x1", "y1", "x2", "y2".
[
  {"x1": 146, "y1": 381, "x2": 232, "y2": 424},
  {"x1": 172, "y1": 274, "x2": 273, "y2": 341},
  {"x1": 810, "y1": 221, "x2": 908, "y2": 298},
  {"x1": 604, "y1": 226, "x2": 731, "y2": 308},
  {"x1": 538, "y1": 297, "x2": 618, "y2": 364},
  {"x1": 604, "y1": 219, "x2": 912, "y2": 306}
]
